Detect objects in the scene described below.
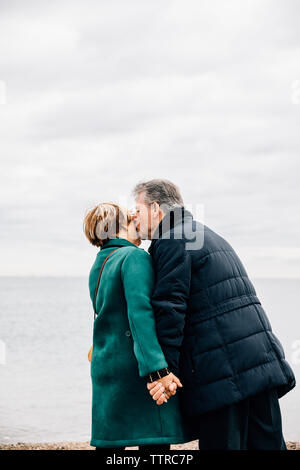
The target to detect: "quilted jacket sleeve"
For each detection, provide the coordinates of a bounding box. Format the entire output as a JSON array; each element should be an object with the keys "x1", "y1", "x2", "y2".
[{"x1": 150, "y1": 238, "x2": 191, "y2": 376}]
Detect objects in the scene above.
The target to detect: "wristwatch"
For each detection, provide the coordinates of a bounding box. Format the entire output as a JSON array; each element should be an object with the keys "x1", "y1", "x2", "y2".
[{"x1": 147, "y1": 367, "x2": 171, "y2": 383}]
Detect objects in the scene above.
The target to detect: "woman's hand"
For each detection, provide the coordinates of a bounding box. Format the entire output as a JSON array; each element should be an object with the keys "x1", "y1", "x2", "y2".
[
  {"x1": 147, "y1": 382, "x2": 169, "y2": 405},
  {"x1": 147, "y1": 373, "x2": 183, "y2": 404}
]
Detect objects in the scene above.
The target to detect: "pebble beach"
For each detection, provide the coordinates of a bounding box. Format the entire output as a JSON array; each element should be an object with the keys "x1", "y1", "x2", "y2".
[{"x1": 1, "y1": 440, "x2": 299, "y2": 450}]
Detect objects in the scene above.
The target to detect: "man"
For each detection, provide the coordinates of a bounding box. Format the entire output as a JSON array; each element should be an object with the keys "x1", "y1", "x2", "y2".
[{"x1": 133, "y1": 178, "x2": 296, "y2": 450}]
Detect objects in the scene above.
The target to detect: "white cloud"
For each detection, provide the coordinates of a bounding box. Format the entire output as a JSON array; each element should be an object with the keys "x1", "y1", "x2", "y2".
[{"x1": 0, "y1": 0, "x2": 299, "y2": 276}]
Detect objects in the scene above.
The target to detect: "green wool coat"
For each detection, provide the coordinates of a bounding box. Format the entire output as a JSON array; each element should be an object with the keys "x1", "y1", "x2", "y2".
[{"x1": 88, "y1": 237, "x2": 192, "y2": 448}]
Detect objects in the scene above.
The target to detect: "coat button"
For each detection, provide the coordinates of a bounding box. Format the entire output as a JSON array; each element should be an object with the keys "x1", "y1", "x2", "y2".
[{"x1": 125, "y1": 330, "x2": 131, "y2": 337}]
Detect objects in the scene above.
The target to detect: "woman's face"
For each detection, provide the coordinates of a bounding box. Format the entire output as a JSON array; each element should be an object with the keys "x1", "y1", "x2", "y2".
[{"x1": 127, "y1": 218, "x2": 142, "y2": 246}]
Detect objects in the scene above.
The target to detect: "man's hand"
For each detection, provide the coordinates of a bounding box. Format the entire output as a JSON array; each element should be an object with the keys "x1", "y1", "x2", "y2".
[{"x1": 147, "y1": 373, "x2": 183, "y2": 405}]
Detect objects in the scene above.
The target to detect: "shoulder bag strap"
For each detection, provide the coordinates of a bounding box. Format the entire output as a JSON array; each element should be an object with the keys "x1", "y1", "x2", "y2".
[{"x1": 93, "y1": 248, "x2": 119, "y2": 319}]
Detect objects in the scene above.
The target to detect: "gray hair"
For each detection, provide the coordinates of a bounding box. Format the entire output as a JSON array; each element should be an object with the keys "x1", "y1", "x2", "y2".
[{"x1": 132, "y1": 179, "x2": 184, "y2": 210}]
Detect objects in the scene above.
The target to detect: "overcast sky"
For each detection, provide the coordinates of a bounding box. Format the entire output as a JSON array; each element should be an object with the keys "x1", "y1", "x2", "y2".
[{"x1": 0, "y1": 0, "x2": 299, "y2": 277}]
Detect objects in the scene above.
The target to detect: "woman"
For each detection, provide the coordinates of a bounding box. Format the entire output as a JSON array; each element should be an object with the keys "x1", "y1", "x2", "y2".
[{"x1": 83, "y1": 202, "x2": 192, "y2": 451}]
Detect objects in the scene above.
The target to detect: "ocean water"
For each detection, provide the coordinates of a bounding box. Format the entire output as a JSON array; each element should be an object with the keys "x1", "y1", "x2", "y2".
[{"x1": 0, "y1": 277, "x2": 299, "y2": 444}]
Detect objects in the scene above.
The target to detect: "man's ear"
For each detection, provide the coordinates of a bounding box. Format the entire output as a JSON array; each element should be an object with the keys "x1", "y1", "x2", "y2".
[
  {"x1": 152, "y1": 201, "x2": 160, "y2": 215},
  {"x1": 154, "y1": 202, "x2": 166, "y2": 222}
]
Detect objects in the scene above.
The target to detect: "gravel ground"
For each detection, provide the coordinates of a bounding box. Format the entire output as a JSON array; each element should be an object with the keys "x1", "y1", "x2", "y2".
[{"x1": 0, "y1": 440, "x2": 299, "y2": 450}]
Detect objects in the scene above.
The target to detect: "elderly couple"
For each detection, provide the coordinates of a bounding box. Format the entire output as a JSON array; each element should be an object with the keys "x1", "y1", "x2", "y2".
[{"x1": 83, "y1": 179, "x2": 295, "y2": 451}]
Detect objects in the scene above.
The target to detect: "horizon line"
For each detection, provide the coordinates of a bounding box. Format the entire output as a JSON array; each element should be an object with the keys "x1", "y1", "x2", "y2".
[{"x1": 0, "y1": 275, "x2": 300, "y2": 281}]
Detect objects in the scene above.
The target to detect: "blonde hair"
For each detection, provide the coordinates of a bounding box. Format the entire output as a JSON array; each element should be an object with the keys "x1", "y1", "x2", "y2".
[{"x1": 83, "y1": 202, "x2": 133, "y2": 247}]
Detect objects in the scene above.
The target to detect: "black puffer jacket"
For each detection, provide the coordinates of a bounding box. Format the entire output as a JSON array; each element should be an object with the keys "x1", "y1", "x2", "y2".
[{"x1": 148, "y1": 207, "x2": 296, "y2": 417}]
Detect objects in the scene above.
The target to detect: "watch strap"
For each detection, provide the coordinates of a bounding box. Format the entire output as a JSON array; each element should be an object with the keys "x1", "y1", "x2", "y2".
[{"x1": 147, "y1": 367, "x2": 171, "y2": 382}]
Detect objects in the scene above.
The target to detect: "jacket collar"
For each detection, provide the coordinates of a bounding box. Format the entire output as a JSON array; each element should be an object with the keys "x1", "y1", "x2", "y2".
[
  {"x1": 151, "y1": 206, "x2": 193, "y2": 240},
  {"x1": 148, "y1": 207, "x2": 193, "y2": 255},
  {"x1": 100, "y1": 237, "x2": 139, "y2": 250}
]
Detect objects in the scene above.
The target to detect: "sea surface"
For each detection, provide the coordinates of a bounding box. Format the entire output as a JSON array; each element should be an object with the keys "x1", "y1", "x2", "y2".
[{"x1": 0, "y1": 277, "x2": 299, "y2": 444}]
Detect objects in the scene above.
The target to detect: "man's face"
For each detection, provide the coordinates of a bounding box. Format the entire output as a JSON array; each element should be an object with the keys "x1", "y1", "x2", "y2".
[{"x1": 134, "y1": 192, "x2": 158, "y2": 240}]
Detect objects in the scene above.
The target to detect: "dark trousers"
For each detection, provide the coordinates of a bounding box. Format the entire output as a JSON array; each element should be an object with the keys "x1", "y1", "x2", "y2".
[
  {"x1": 187, "y1": 388, "x2": 287, "y2": 450},
  {"x1": 96, "y1": 444, "x2": 170, "y2": 452}
]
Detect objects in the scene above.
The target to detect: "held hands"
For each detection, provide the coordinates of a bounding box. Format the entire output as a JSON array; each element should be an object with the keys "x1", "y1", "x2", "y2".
[{"x1": 147, "y1": 373, "x2": 183, "y2": 405}]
